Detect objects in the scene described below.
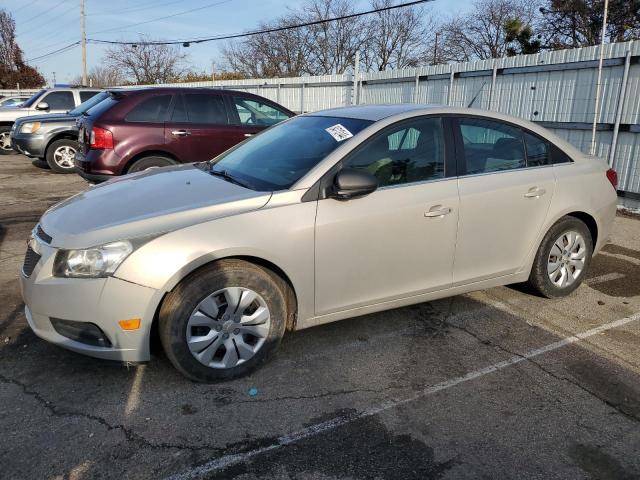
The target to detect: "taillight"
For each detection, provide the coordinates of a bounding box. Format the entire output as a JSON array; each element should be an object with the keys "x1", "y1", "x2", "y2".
[
  {"x1": 606, "y1": 168, "x2": 618, "y2": 190},
  {"x1": 89, "y1": 127, "x2": 113, "y2": 150}
]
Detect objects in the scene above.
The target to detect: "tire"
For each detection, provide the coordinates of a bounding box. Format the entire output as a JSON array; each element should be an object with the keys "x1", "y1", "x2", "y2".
[
  {"x1": 128, "y1": 155, "x2": 175, "y2": 173},
  {"x1": 46, "y1": 139, "x2": 78, "y2": 173},
  {"x1": 0, "y1": 126, "x2": 14, "y2": 155},
  {"x1": 159, "y1": 259, "x2": 289, "y2": 382},
  {"x1": 527, "y1": 216, "x2": 593, "y2": 298}
]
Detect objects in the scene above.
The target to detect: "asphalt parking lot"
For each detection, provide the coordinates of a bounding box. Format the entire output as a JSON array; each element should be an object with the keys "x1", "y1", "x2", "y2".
[{"x1": 1, "y1": 153, "x2": 639, "y2": 480}]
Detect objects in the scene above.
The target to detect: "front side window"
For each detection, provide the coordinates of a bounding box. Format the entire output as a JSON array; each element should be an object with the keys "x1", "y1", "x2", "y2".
[
  {"x1": 210, "y1": 115, "x2": 372, "y2": 191},
  {"x1": 42, "y1": 91, "x2": 75, "y2": 110},
  {"x1": 345, "y1": 117, "x2": 445, "y2": 187},
  {"x1": 183, "y1": 93, "x2": 228, "y2": 124},
  {"x1": 125, "y1": 95, "x2": 172, "y2": 122},
  {"x1": 233, "y1": 97, "x2": 291, "y2": 126},
  {"x1": 459, "y1": 118, "x2": 525, "y2": 175}
]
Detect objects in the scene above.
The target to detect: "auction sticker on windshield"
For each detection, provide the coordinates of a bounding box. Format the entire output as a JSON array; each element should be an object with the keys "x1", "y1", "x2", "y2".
[{"x1": 325, "y1": 124, "x2": 353, "y2": 142}]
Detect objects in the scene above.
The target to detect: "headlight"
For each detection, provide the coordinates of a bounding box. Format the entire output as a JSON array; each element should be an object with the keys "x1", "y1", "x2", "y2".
[
  {"x1": 53, "y1": 240, "x2": 133, "y2": 278},
  {"x1": 20, "y1": 122, "x2": 41, "y2": 134}
]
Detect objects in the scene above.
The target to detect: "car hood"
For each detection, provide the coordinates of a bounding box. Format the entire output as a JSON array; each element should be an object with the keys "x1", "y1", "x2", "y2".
[
  {"x1": 14, "y1": 113, "x2": 74, "y2": 125},
  {"x1": 40, "y1": 164, "x2": 272, "y2": 249}
]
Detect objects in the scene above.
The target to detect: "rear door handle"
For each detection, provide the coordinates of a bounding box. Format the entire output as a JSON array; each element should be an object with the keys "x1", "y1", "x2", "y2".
[
  {"x1": 244, "y1": 133, "x2": 254, "y2": 137},
  {"x1": 171, "y1": 130, "x2": 191, "y2": 137},
  {"x1": 524, "y1": 187, "x2": 546, "y2": 198},
  {"x1": 424, "y1": 205, "x2": 452, "y2": 218}
]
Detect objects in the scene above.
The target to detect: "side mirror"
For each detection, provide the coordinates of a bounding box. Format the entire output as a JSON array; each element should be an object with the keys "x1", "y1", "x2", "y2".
[
  {"x1": 36, "y1": 102, "x2": 49, "y2": 111},
  {"x1": 331, "y1": 168, "x2": 378, "y2": 200}
]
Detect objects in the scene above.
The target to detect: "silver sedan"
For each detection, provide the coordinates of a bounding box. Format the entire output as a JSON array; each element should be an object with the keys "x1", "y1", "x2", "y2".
[{"x1": 20, "y1": 104, "x2": 618, "y2": 382}]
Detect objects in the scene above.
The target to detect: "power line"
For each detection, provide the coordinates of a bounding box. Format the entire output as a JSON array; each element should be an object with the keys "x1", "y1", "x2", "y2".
[
  {"x1": 13, "y1": 0, "x2": 39, "y2": 14},
  {"x1": 88, "y1": 0, "x2": 433, "y2": 46},
  {"x1": 17, "y1": 4, "x2": 77, "y2": 38},
  {"x1": 88, "y1": 0, "x2": 187, "y2": 16},
  {"x1": 89, "y1": 0, "x2": 234, "y2": 35},
  {"x1": 25, "y1": 41, "x2": 80, "y2": 63},
  {"x1": 19, "y1": 0, "x2": 68, "y2": 26}
]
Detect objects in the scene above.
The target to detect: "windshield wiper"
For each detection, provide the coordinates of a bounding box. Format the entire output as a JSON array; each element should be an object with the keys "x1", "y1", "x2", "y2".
[{"x1": 210, "y1": 168, "x2": 251, "y2": 189}]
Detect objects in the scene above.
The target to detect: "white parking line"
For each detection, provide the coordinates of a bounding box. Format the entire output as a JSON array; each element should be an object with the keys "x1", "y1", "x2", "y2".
[
  {"x1": 586, "y1": 272, "x2": 626, "y2": 285},
  {"x1": 166, "y1": 312, "x2": 640, "y2": 480}
]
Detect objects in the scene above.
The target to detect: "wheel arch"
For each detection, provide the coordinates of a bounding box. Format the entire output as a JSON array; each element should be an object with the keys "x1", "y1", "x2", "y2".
[
  {"x1": 565, "y1": 211, "x2": 598, "y2": 248},
  {"x1": 148, "y1": 254, "x2": 299, "y2": 357},
  {"x1": 44, "y1": 131, "x2": 78, "y2": 155},
  {"x1": 124, "y1": 150, "x2": 179, "y2": 173}
]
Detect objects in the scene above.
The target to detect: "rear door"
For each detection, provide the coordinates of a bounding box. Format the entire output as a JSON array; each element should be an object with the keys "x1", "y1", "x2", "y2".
[
  {"x1": 227, "y1": 95, "x2": 293, "y2": 142},
  {"x1": 165, "y1": 92, "x2": 240, "y2": 162},
  {"x1": 452, "y1": 116, "x2": 556, "y2": 284}
]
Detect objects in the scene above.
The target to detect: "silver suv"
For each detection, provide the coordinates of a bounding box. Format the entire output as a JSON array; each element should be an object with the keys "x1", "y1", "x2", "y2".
[
  {"x1": 20, "y1": 105, "x2": 617, "y2": 382},
  {"x1": 0, "y1": 87, "x2": 101, "y2": 154}
]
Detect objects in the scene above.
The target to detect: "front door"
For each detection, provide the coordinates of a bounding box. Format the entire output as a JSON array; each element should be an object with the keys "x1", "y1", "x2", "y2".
[
  {"x1": 314, "y1": 116, "x2": 459, "y2": 316},
  {"x1": 452, "y1": 117, "x2": 556, "y2": 284}
]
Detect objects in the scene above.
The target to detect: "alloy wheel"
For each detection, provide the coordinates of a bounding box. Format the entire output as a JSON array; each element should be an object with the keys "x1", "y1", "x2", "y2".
[
  {"x1": 53, "y1": 145, "x2": 76, "y2": 168},
  {"x1": 186, "y1": 287, "x2": 271, "y2": 369},
  {"x1": 0, "y1": 132, "x2": 12, "y2": 151},
  {"x1": 547, "y1": 230, "x2": 586, "y2": 288}
]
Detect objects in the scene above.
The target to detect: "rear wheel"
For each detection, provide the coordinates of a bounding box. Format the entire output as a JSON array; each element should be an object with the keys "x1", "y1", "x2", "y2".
[
  {"x1": 527, "y1": 216, "x2": 593, "y2": 298},
  {"x1": 0, "y1": 126, "x2": 14, "y2": 155},
  {"x1": 128, "y1": 155, "x2": 175, "y2": 173},
  {"x1": 159, "y1": 259, "x2": 288, "y2": 382},
  {"x1": 46, "y1": 139, "x2": 78, "y2": 173}
]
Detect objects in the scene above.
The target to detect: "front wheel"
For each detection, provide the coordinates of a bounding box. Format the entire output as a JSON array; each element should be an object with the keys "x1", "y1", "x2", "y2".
[
  {"x1": 46, "y1": 139, "x2": 78, "y2": 173},
  {"x1": 0, "y1": 126, "x2": 14, "y2": 155},
  {"x1": 527, "y1": 216, "x2": 593, "y2": 298},
  {"x1": 159, "y1": 260, "x2": 288, "y2": 382}
]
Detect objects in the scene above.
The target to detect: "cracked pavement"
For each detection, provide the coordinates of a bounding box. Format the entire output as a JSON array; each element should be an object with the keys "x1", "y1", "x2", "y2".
[{"x1": 1, "y1": 154, "x2": 639, "y2": 479}]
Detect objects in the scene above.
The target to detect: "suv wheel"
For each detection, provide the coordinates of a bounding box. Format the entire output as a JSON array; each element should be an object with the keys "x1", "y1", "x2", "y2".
[
  {"x1": 128, "y1": 155, "x2": 176, "y2": 173},
  {"x1": 159, "y1": 260, "x2": 288, "y2": 382},
  {"x1": 527, "y1": 216, "x2": 593, "y2": 298},
  {"x1": 46, "y1": 139, "x2": 78, "y2": 173},
  {"x1": 0, "y1": 126, "x2": 14, "y2": 155}
]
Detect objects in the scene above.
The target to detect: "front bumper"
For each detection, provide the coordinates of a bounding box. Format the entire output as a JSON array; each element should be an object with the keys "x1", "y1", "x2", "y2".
[
  {"x1": 11, "y1": 133, "x2": 46, "y2": 158},
  {"x1": 19, "y1": 236, "x2": 159, "y2": 362}
]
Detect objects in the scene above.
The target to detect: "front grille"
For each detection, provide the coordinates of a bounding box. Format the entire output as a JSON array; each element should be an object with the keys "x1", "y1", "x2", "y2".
[
  {"x1": 22, "y1": 245, "x2": 41, "y2": 277},
  {"x1": 36, "y1": 224, "x2": 52, "y2": 244}
]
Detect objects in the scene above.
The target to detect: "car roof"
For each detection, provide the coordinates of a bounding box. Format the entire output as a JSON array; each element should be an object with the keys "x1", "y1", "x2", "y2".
[{"x1": 309, "y1": 104, "x2": 443, "y2": 121}]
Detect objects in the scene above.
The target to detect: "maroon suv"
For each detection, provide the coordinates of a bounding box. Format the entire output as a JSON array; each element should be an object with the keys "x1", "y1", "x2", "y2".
[{"x1": 74, "y1": 87, "x2": 295, "y2": 183}]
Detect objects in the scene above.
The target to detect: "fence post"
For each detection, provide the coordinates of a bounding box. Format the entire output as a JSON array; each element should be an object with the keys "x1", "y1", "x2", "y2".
[
  {"x1": 590, "y1": 0, "x2": 610, "y2": 155},
  {"x1": 488, "y1": 60, "x2": 498, "y2": 111},
  {"x1": 609, "y1": 49, "x2": 632, "y2": 168},
  {"x1": 414, "y1": 71, "x2": 420, "y2": 103},
  {"x1": 277, "y1": 83, "x2": 281, "y2": 104},
  {"x1": 352, "y1": 51, "x2": 360, "y2": 106},
  {"x1": 447, "y1": 67, "x2": 455, "y2": 106},
  {"x1": 301, "y1": 82, "x2": 305, "y2": 113}
]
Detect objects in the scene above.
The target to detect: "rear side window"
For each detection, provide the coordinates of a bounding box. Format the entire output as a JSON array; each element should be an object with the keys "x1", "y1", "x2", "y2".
[
  {"x1": 79, "y1": 91, "x2": 99, "y2": 102},
  {"x1": 523, "y1": 132, "x2": 550, "y2": 167},
  {"x1": 42, "y1": 91, "x2": 74, "y2": 110},
  {"x1": 125, "y1": 95, "x2": 172, "y2": 122},
  {"x1": 183, "y1": 93, "x2": 228, "y2": 124},
  {"x1": 233, "y1": 97, "x2": 290, "y2": 126},
  {"x1": 458, "y1": 118, "x2": 525, "y2": 175}
]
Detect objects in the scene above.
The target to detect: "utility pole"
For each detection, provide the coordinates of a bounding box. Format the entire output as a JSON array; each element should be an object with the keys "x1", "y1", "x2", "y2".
[
  {"x1": 52, "y1": 72, "x2": 56, "y2": 85},
  {"x1": 80, "y1": 0, "x2": 87, "y2": 86}
]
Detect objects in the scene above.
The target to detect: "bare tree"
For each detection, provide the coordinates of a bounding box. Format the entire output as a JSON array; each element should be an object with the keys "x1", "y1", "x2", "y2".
[
  {"x1": 439, "y1": 0, "x2": 538, "y2": 61},
  {"x1": 364, "y1": 0, "x2": 439, "y2": 70},
  {"x1": 103, "y1": 40, "x2": 189, "y2": 85},
  {"x1": 71, "y1": 65, "x2": 125, "y2": 87}
]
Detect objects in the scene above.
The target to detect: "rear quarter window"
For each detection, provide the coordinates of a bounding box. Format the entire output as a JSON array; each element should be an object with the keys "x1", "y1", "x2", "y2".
[{"x1": 125, "y1": 95, "x2": 172, "y2": 122}]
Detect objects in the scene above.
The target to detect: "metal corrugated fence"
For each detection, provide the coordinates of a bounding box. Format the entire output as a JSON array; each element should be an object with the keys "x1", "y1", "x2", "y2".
[{"x1": 3, "y1": 42, "x2": 638, "y2": 202}]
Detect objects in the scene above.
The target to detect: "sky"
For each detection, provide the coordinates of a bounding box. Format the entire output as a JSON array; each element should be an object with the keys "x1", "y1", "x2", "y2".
[{"x1": 3, "y1": 0, "x2": 470, "y2": 85}]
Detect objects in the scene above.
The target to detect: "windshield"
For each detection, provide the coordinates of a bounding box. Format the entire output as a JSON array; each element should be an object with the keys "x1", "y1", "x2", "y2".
[
  {"x1": 68, "y1": 91, "x2": 108, "y2": 115},
  {"x1": 210, "y1": 115, "x2": 373, "y2": 191},
  {"x1": 21, "y1": 89, "x2": 47, "y2": 108}
]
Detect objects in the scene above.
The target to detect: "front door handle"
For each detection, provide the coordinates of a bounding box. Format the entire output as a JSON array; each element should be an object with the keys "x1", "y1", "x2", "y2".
[
  {"x1": 524, "y1": 187, "x2": 546, "y2": 198},
  {"x1": 171, "y1": 129, "x2": 191, "y2": 137},
  {"x1": 244, "y1": 133, "x2": 254, "y2": 137},
  {"x1": 424, "y1": 205, "x2": 452, "y2": 218}
]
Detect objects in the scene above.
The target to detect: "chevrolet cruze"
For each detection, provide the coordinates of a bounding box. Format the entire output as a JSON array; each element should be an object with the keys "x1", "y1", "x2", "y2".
[{"x1": 20, "y1": 105, "x2": 618, "y2": 382}]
